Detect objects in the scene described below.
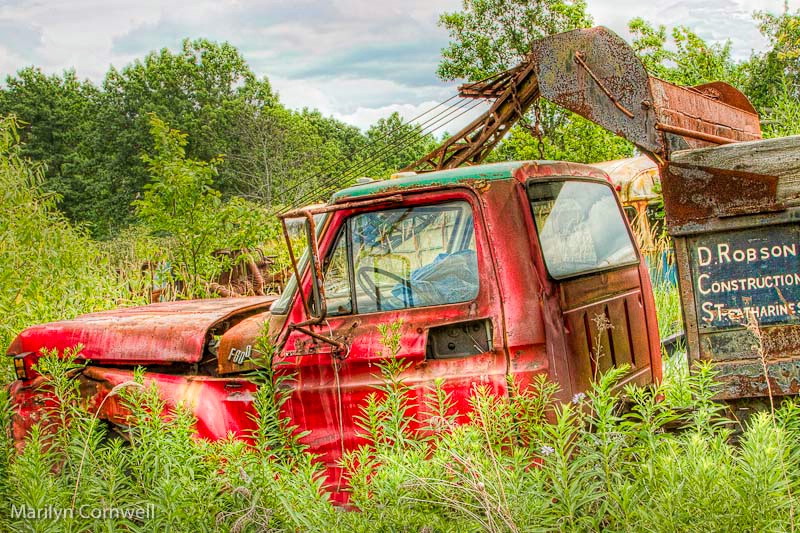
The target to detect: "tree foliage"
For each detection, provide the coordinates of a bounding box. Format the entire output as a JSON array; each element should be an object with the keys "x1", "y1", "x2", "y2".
[
  {"x1": 4, "y1": 6, "x2": 800, "y2": 238},
  {"x1": 438, "y1": 0, "x2": 632, "y2": 164},
  {"x1": 0, "y1": 39, "x2": 385, "y2": 237},
  {"x1": 134, "y1": 115, "x2": 276, "y2": 296},
  {"x1": 438, "y1": 0, "x2": 592, "y2": 81},
  {"x1": 0, "y1": 116, "x2": 141, "y2": 379},
  {"x1": 628, "y1": 19, "x2": 743, "y2": 87},
  {"x1": 364, "y1": 112, "x2": 438, "y2": 177},
  {"x1": 0, "y1": 69, "x2": 100, "y2": 226}
]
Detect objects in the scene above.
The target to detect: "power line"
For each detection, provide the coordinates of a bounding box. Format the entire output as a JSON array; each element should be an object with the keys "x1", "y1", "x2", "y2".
[
  {"x1": 283, "y1": 98, "x2": 478, "y2": 208},
  {"x1": 283, "y1": 97, "x2": 484, "y2": 210},
  {"x1": 273, "y1": 95, "x2": 464, "y2": 214},
  {"x1": 279, "y1": 97, "x2": 487, "y2": 213}
]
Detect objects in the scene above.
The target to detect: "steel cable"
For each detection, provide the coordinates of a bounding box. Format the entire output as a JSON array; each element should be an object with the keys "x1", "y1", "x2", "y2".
[{"x1": 279, "y1": 97, "x2": 487, "y2": 213}]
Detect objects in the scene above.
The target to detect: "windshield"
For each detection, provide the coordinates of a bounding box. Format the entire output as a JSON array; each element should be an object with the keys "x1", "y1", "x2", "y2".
[{"x1": 322, "y1": 201, "x2": 478, "y2": 315}]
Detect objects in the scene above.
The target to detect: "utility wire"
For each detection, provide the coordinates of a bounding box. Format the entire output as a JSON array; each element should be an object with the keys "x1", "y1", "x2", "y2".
[
  {"x1": 283, "y1": 98, "x2": 480, "y2": 209},
  {"x1": 281, "y1": 99, "x2": 483, "y2": 212},
  {"x1": 284, "y1": 97, "x2": 484, "y2": 210},
  {"x1": 280, "y1": 97, "x2": 487, "y2": 213},
  {"x1": 270, "y1": 95, "x2": 461, "y2": 210}
]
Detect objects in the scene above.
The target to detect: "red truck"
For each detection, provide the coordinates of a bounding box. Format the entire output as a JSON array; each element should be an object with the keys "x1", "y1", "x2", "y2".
[{"x1": 6, "y1": 26, "x2": 768, "y2": 490}]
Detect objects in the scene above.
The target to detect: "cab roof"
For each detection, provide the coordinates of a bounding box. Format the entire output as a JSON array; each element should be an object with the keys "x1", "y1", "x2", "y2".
[{"x1": 331, "y1": 160, "x2": 610, "y2": 202}]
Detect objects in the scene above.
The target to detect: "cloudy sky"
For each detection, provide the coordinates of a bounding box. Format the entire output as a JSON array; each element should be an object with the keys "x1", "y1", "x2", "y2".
[{"x1": 0, "y1": 0, "x2": 795, "y2": 130}]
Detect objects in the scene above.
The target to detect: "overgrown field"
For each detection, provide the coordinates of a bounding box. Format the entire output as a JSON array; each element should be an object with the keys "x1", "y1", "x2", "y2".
[{"x1": 2, "y1": 111, "x2": 799, "y2": 532}]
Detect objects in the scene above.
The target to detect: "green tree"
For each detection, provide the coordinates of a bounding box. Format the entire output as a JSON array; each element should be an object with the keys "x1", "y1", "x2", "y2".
[
  {"x1": 0, "y1": 115, "x2": 136, "y2": 369},
  {"x1": 0, "y1": 68, "x2": 101, "y2": 227},
  {"x1": 438, "y1": 0, "x2": 592, "y2": 81},
  {"x1": 628, "y1": 18, "x2": 744, "y2": 87},
  {"x1": 743, "y1": 8, "x2": 800, "y2": 136},
  {"x1": 493, "y1": 113, "x2": 632, "y2": 164},
  {"x1": 437, "y1": 0, "x2": 631, "y2": 164},
  {"x1": 134, "y1": 115, "x2": 274, "y2": 296},
  {"x1": 226, "y1": 106, "x2": 369, "y2": 209},
  {"x1": 364, "y1": 112, "x2": 438, "y2": 176},
  {"x1": 93, "y1": 38, "x2": 275, "y2": 235}
]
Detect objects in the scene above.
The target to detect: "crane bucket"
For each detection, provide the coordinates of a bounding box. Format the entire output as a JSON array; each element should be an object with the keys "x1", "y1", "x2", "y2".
[{"x1": 527, "y1": 26, "x2": 761, "y2": 159}]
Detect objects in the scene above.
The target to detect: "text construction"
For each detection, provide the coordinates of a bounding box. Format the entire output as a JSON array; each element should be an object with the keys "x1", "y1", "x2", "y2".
[{"x1": 689, "y1": 224, "x2": 800, "y2": 328}]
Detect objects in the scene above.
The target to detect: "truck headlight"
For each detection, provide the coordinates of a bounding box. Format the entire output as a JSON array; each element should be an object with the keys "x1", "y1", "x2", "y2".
[{"x1": 12, "y1": 354, "x2": 28, "y2": 381}]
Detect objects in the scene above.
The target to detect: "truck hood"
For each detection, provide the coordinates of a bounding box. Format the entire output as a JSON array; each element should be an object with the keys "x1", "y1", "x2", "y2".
[{"x1": 7, "y1": 296, "x2": 276, "y2": 365}]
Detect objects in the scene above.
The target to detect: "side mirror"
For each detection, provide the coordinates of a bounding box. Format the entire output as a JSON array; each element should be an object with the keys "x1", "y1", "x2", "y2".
[{"x1": 277, "y1": 194, "x2": 403, "y2": 326}]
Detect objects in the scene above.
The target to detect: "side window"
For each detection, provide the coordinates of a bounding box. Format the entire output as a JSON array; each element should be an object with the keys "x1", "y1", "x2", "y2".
[
  {"x1": 528, "y1": 179, "x2": 638, "y2": 279},
  {"x1": 322, "y1": 201, "x2": 479, "y2": 315},
  {"x1": 623, "y1": 206, "x2": 637, "y2": 224}
]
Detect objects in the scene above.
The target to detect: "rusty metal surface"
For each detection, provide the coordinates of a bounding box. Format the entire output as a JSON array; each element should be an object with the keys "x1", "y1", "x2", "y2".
[
  {"x1": 458, "y1": 67, "x2": 525, "y2": 99},
  {"x1": 660, "y1": 163, "x2": 780, "y2": 231},
  {"x1": 217, "y1": 311, "x2": 282, "y2": 375},
  {"x1": 512, "y1": 160, "x2": 611, "y2": 183},
  {"x1": 559, "y1": 264, "x2": 656, "y2": 393},
  {"x1": 529, "y1": 27, "x2": 760, "y2": 160},
  {"x1": 713, "y1": 359, "x2": 800, "y2": 399},
  {"x1": 529, "y1": 26, "x2": 662, "y2": 155},
  {"x1": 208, "y1": 249, "x2": 287, "y2": 297},
  {"x1": 335, "y1": 161, "x2": 613, "y2": 203},
  {"x1": 12, "y1": 367, "x2": 261, "y2": 443},
  {"x1": 401, "y1": 26, "x2": 760, "y2": 177},
  {"x1": 6, "y1": 296, "x2": 275, "y2": 364},
  {"x1": 667, "y1": 139, "x2": 800, "y2": 400},
  {"x1": 592, "y1": 156, "x2": 659, "y2": 204},
  {"x1": 676, "y1": 214, "x2": 800, "y2": 399},
  {"x1": 650, "y1": 79, "x2": 761, "y2": 152},
  {"x1": 692, "y1": 81, "x2": 758, "y2": 115}
]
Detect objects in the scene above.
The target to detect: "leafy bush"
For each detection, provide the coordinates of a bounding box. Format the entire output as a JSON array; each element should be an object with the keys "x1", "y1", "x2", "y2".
[
  {"x1": 0, "y1": 115, "x2": 144, "y2": 380},
  {"x1": 134, "y1": 115, "x2": 281, "y2": 298},
  {"x1": 3, "y1": 318, "x2": 800, "y2": 531}
]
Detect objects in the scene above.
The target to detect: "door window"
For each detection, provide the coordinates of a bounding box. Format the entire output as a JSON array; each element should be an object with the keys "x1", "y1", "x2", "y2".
[
  {"x1": 322, "y1": 201, "x2": 478, "y2": 314},
  {"x1": 528, "y1": 179, "x2": 638, "y2": 279}
]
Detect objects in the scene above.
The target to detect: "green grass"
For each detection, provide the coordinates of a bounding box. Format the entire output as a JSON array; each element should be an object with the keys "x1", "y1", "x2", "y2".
[
  {"x1": 654, "y1": 281, "x2": 683, "y2": 339},
  {"x1": 2, "y1": 349, "x2": 799, "y2": 532}
]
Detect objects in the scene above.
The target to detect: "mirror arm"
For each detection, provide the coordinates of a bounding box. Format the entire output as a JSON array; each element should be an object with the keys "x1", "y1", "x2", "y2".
[
  {"x1": 303, "y1": 211, "x2": 328, "y2": 321},
  {"x1": 278, "y1": 211, "x2": 328, "y2": 324},
  {"x1": 279, "y1": 216, "x2": 312, "y2": 319},
  {"x1": 289, "y1": 324, "x2": 347, "y2": 359}
]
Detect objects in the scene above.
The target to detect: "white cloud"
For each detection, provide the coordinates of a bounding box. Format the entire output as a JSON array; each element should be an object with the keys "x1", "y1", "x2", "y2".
[
  {"x1": 329, "y1": 99, "x2": 491, "y2": 133},
  {"x1": 588, "y1": 0, "x2": 798, "y2": 59},
  {"x1": 0, "y1": 0, "x2": 797, "y2": 130}
]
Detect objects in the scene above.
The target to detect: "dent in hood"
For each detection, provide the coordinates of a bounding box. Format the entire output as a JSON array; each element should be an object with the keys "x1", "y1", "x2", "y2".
[{"x1": 8, "y1": 296, "x2": 275, "y2": 365}]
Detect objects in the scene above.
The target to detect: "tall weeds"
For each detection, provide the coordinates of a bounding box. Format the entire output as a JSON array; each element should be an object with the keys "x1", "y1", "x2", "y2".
[
  {"x1": 4, "y1": 326, "x2": 800, "y2": 531},
  {"x1": 0, "y1": 116, "x2": 145, "y2": 380}
]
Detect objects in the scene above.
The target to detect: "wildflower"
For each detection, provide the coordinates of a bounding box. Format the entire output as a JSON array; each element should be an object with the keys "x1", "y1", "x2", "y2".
[
  {"x1": 572, "y1": 392, "x2": 586, "y2": 404},
  {"x1": 540, "y1": 445, "x2": 555, "y2": 456}
]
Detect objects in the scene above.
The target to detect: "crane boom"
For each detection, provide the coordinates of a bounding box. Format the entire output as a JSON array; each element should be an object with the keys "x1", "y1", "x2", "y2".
[
  {"x1": 404, "y1": 26, "x2": 761, "y2": 173},
  {"x1": 402, "y1": 62, "x2": 540, "y2": 172}
]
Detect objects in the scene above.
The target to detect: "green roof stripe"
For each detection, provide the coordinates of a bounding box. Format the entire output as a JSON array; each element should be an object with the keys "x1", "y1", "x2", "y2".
[{"x1": 331, "y1": 161, "x2": 533, "y2": 201}]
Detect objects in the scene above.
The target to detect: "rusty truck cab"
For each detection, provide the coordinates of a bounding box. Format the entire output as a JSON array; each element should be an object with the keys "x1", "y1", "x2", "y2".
[{"x1": 269, "y1": 160, "x2": 661, "y2": 487}]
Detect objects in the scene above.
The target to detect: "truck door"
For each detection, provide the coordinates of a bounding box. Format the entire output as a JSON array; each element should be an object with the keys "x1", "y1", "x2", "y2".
[
  {"x1": 527, "y1": 177, "x2": 660, "y2": 395},
  {"x1": 281, "y1": 190, "x2": 507, "y2": 489}
]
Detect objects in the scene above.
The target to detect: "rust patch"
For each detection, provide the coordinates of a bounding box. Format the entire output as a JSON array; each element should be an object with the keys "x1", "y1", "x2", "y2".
[{"x1": 661, "y1": 163, "x2": 780, "y2": 229}]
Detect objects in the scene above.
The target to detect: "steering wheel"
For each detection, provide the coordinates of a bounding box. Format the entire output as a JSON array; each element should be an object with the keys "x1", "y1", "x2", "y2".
[{"x1": 356, "y1": 266, "x2": 414, "y2": 309}]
